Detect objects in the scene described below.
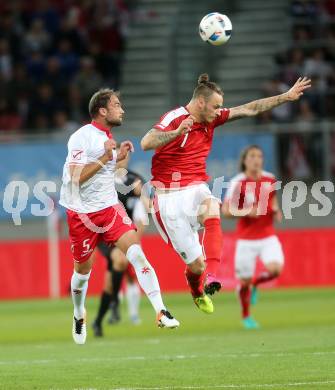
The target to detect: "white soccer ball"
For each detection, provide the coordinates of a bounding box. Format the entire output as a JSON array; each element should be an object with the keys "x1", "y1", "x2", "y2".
[{"x1": 199, "y1": 12, "x2": 232, "y2": 46}]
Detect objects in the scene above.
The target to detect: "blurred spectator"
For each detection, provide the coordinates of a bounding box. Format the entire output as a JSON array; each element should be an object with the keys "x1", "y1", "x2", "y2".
[
  {"x1": 27, "y1": 0, "x2": 60, "y2": 34},
  {"x1": 44, "y1": 56, "x2": 67, "y2": 96},
  {"x1": 24, "y1": 19, "x2": 50, "y2": 54},
  {"x1": 0, "y1": 10, "x2": 23, "y2": 61},
  {"x1": 262, "y1": 77, "x2": 292, "y2": 122},
  {"x1": 5, "y1": 64, "x2": 33, "y2": 124},
  {"x1": 291, "y1": 0, "x2": 320, "y2": 19},
  {"x1": 53, "y1": 109, "x2": 78, "y2": 134},
  {"x1": 281, "y1": 48, "x2": 305, "y2": 85},
  {"x1": 74, "y1": 57, "x2": 103, "y2": 103},
  {"x1": 33, "y1": 113, "x2": 49, "y2": 132},
  {"x1": 272, "y1": 1, "x2": 335, "y2": 122},
  {"x1": 0, "y1": 0, "x2": 131, "y2": 134},
  {"x1": 67, "y1": 84, "x2": 86, "y2": 125},
  {"x1": 0, "y1": 98, "x2": 22, "y2": 132},
  {"x1": 54, "y1": 39, "x2": 79, "y2": 80},
  {"x1": 27, "y1": 83, "x2": 60, "y2": 130},
  {"x1": 303, "y1": 48, "x2": 332, "y2": 91},
  {"x1": 89, "y1": 3, "x2": 125, "y2": 88},
  {"x1": 0, "y1": 38, "x2": 13, "y2": 81},
  {"x1": 295, "y1": 99, "x2": 316, "y2": 132},
  {"x1": 53, "y1": 15, "x2": 86, "y2": 55}
]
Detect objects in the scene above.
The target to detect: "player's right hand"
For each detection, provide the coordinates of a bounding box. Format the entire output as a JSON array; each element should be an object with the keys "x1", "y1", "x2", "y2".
[
  {"x1": 177, "y1": 116, "x2": 195, "y2": 135},
  {"x1": 248, "y1": 206, "x2": 259, "y2": 218},
  {"x1": 104, "y1": 139, "x2": 117, "y2": 159}
]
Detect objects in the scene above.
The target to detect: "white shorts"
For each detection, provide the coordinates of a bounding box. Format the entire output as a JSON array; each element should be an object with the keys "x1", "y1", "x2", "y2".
[
  {"x1": 235, "y1": 235, "x2": 284, "y2": 279},
  {"x1": 152, "y1": 183, "x2": 216, "y2": 264}
]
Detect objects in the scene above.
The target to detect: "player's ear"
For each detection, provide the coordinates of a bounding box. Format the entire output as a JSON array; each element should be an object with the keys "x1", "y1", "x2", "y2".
[
  {"x1": 99, "y1": 107, "x2": 107, "y2": 117},
  {"x1": 198, "y1": 95, "x2": 206, "y2": 109}
]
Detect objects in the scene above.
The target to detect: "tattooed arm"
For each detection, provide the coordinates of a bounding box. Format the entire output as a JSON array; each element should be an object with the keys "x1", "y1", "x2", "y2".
[
  {"x1": 228, "y1": 77, "x2": 311, "y2": 121},
  {"x1": 141, "y1": 116, "x2": 194, "y2": 151}
]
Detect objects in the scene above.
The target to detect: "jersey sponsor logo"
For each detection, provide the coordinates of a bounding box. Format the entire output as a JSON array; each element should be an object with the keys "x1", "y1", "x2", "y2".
[
  {"x1": 141, "y1": 266, "x2": 151, "y2": 274},
  {"x1": 122, "y1": 216, "x2": 132, "y2": 225},
  {"x1": 72, "y1": 150, "x2": 83, "y2": 160}
]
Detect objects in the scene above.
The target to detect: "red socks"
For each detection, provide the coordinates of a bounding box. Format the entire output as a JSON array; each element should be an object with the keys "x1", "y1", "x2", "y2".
[
  {"x1": 185, "y1": 268, "x2": 204, "y2": 298},
  {"x1": 239, "y1": 285, "x2": 251, "y2": 318},
  {"x1": 203, "y1": 218, "x2": 223, "y2": 276},
  {"x1": 253, "y1": 272, "x2": 278, "y2": 286}
]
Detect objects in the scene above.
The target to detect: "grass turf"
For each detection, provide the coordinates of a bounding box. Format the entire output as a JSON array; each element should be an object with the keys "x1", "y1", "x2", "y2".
[{"x1": 0, "y1": 288, "x2": 334, "y2": 390}]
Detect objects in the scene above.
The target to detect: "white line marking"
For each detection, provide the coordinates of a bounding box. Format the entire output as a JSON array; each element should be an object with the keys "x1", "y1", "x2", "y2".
[
  {"x1": 113, "y1": 381, "x2": 335, "y2": 390},
  {"x1": 0, "y1": 351, "x2": 335, "y2": 366}
]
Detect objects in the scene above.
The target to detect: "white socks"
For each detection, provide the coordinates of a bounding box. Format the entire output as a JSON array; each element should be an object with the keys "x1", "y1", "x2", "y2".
[
  {"x1": 71, "y1": 270, "x2": 91, "y2": 319},
  {"x1": 126, "y1": 244, "x2": 165, "y2": 314}
]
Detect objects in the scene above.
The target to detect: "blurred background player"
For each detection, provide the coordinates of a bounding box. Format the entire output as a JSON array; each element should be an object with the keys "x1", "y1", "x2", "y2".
[
  {"x1": 59, "y1": 88, "x2": 179, "y2": 344},
  {"x1": 222, "y1": 145, "x2": 284, "y2": 329},
  {"x1": 92, "y1": 149, "x2": 148, "y2": 337},
  {"x1": 141, "y1": 74, "x2": 310, "y2": 314}
]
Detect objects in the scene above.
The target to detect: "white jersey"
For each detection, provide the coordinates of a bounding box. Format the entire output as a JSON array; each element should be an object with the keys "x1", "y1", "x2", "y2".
[{"x1": 59, "y1": 122, "x2": 118, "y2": 213}]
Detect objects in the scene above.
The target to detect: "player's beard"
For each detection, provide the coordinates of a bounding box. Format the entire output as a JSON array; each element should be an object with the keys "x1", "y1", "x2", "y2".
[{"x1": 106, "y1": 117, "x2": 122, "y2": 127}]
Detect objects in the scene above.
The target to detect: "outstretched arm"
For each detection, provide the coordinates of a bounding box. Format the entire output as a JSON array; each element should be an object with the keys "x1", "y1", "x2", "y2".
[{"x1": 227, "y1": 77, "x2": 311, "y2": 121}]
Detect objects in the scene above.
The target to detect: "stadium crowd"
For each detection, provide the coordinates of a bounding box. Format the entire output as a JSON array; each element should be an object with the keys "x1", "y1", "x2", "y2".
[
  {"x1": 259, "y1": 0, "x2": 335, "y2": 124},
  {"x1": 258, "y1": 0, "x2": 335, "y2": 180},
  {"x1": 0, "y1": 0, "x2": 137, "y2": 134}
]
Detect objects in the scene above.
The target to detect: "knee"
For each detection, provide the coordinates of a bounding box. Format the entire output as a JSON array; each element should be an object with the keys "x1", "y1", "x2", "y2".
[
  {"x1": 240, "y1": 278, "x2": 252, "y2": 287},
  {"x1": 267, "y1": 263, "x2": 283, "y2": 277},
  {"x1": 188, "y1": 258, "x2": 205, "y2": 274},
  {"x1": 271, "y1": 268, "x2": 281, "y2": 277}
]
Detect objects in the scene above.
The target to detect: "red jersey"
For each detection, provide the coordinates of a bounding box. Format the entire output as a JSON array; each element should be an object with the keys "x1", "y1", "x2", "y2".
[
  {"x1": 224, "y1": 171, "x2": 277, "y2": 239},
  {"x1": 151, "y1": 106, "x2": 230, "y2": 187}
]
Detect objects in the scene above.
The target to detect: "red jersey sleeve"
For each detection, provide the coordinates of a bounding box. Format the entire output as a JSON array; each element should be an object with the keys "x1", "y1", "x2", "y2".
[
  {"x1": 212, "y1": 108, "x2": 230, "y2": 128},
  {"x1": 153, "y1": 117, "x2": 177, "y2": 132}
]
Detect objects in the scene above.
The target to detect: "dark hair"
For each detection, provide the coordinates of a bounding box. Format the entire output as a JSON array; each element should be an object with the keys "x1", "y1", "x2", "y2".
[
  {"x1": 88, "y1": 88, "x2": 120, "y2": 118},
  {"x1": 239, "y1": 145, "x2": 263, "y2": 172},
  {"x1": 192, "y1": 73, "x2": 223, "y2": 101}
]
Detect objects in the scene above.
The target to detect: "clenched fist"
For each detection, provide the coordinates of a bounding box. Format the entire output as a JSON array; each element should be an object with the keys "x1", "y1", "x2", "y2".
[
  {"x1": 117, "y1": 140, "x2": 134, "y2": 162},
  {"x1": 177, "y1": 115, "x2": 195, "y2": 136},
  {"x1": 104, "y1": 138, "x2": 117, "y2": 160}
]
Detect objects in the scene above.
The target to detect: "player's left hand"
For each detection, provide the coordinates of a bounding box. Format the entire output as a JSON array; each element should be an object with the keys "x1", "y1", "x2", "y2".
[
  {"x1": 117, "y1": 140, "x2": 134, "y2": 162},
  {"x1": 286, "y1": 77, "x2": 312, "y2": 101},
  {"x1": 248, "y1": 206, "x2": 259, "y2": 218}
]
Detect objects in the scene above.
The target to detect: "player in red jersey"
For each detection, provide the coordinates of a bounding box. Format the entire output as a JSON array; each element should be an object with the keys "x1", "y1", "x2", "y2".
[
  {"x1": 141, "y1": 73, "x2": 310, "y2": 314},
  {"x1": 222, "y1": 145, "x2": 284, "y2": 329}
]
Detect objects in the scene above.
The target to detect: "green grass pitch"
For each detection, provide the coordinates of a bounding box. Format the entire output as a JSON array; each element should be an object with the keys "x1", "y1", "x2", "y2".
[{"x1": 0, "y1": 288, "x2": 334, "y2": 390}]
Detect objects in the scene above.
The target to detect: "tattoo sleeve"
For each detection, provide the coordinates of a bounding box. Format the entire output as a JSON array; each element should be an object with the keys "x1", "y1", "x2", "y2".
[
  {"x1": 246, "y1": 93, "x2": 288, "y2": 113},
  {"x1": 141, "y1": 128, "x2": 179, "y2": 150},
  {"x1": 229, "y1": 92, "x2": 289, "y2": 121}
]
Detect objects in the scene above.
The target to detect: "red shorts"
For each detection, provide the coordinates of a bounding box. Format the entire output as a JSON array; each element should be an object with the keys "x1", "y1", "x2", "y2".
[{"x1": 66, "y1": 203, "x2": 136, "y2": 263}]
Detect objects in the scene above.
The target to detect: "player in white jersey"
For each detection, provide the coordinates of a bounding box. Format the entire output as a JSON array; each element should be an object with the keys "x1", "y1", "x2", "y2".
[{"x1": 59, "y1": 89, "x2": 179, "y2": 344}]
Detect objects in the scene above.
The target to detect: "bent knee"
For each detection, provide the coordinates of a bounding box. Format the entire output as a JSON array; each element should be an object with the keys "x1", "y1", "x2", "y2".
[
  {"x1": 188, "y1": 258, "x2": 206, "y2": 274},
  {"x1": 267, "y1": 262, "x2": 283, "y2": 276},
  {"x1": 239, "y1": 278, "x2": 252, "y2": 287}
]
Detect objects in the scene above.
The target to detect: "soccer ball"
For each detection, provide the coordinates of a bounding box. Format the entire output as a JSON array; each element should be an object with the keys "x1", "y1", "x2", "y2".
[{"x1": 199, "y1": 12, "x2": 232, "y2": 46}]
